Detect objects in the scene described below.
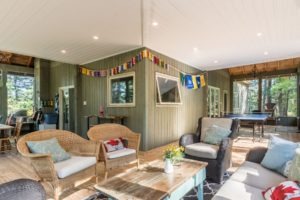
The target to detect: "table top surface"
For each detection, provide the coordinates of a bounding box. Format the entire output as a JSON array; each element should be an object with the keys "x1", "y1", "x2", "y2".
[
  {"x1": 0, "y1": 124, "x2": 14, "y2": 130},
  {"x1": 224, "y1": 113, "x2": 269, "y2": 121},
  {"x1": 94, "y1": 159, "x2": 207, "y2": 200}
]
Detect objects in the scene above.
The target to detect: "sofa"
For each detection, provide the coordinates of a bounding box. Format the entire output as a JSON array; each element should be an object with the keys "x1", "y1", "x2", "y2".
[
  {"x1": 212, "y1": 147, "x2": 287, "y2": 200},
  {"x1": 179, "y1": 117, "x2": 239, "y2": 183}
]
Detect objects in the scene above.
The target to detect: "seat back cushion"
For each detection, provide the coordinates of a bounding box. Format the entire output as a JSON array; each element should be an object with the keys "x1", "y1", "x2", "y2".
[
  {"x1": 201, "y1": 117, "x2": 232, "y2": 142},
  {"x1": 27, "y1": 138, "x2": 71, "y2": 163},
  {"x1": 203, "y1": 125, "x2": 231, "y2": 145}
]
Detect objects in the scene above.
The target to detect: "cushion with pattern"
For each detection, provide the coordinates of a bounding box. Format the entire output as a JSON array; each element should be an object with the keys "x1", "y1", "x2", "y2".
[
  {"x1": 103, "y1": 138, "x2": 127, "y2": 152},
  {"x1": 263, "y1": 181, "x2": 300, "y2": 200}
]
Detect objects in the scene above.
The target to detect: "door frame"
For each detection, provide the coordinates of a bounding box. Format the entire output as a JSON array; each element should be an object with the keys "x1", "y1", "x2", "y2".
[{"x1": 58, "y1": 85, "x2": 74, "y2": 130}]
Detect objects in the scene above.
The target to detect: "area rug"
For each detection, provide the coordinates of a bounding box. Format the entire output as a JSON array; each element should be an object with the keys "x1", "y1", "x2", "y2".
[{"x1": 85, "y1": 172, "x2": 232, "y2": 200}]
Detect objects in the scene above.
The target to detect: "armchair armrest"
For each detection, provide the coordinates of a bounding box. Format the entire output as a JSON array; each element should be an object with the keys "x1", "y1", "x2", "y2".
[
  {"x1": 179, "y1": 133, "x2": 199, "y2": 147},
  {"x1": 27, "y1": 154, "x2": 57, "y2": 182},
  {"x1": 69, "y1": 140, "x2": 101, "y2": 160},
  {"x1": 126, "y1": 132, "x2": 141, "y2": 152},
  {"x1": 216, "y1": 138, "x2": 233, "y2": 162},
  {"x1": 245, "y1": 147, "x2": 268, "y2": 163}
]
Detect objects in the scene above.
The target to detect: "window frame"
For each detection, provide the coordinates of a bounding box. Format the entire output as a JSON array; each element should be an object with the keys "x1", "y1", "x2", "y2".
[
  {"x1": 156, "y1": 72, "x2": 182, "y2": 106},
  {"x1": 107, "y1": 71, "x2": 136, "y2": 107}
]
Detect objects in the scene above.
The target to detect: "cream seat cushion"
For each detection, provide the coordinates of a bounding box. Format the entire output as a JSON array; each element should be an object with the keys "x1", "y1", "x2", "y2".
[
  {"x1": 185, "y1": 142, "x2": 219, "y2": 159},
  {"x1": 106, "y1": 148, "x2": 136, "y2": 159},
  {"x1": 212, "y1": 179, "x2": 264, "y2": 200},
  {"x1": 201, "y1": 117, "x2": 232, "y2": 141},
  {"x1": 231, "y1": 161, "x2": 287, "y2": 189},
  {"x1": 54, "y1": 156, "x2": 96, "y2": 179}
]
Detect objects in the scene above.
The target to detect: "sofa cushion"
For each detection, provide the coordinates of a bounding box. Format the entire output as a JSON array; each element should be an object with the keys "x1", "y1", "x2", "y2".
[
  {"x1": 54, "y1": 156, "x2": 96, "y2": 179},
  {"x1": 212, "y1": 179, "x2": 264, "y2": 200},
  {"x1": 261, "y1": 136, "x2": 298, "y2": 175},
  {"x1": 27, "y1": 138, "x2": 70, "y2": 163},
  {"x1": 203, "y1": 125, "x2": 231, "y2": 145},
  {"x1": 185, "y1": 142, "x2": 219, "y2": 159},
  {"x1": 201, "y1": 117, "x2": 232, "y2": 142},
  {"x1": 230, "y1": 161, "x2": 287, "y2": 190},
  {"x1": 106, "y1": 148, "x2": 136, "y2": 159}
]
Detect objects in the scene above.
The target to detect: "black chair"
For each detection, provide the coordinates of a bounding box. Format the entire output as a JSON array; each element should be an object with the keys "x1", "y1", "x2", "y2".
[
  {"x1": 0, "y1": 179, "x2": 46, "y2": 200},
  {"x1": 179, "y1": 117, "x2": 239, "y2": 183}
]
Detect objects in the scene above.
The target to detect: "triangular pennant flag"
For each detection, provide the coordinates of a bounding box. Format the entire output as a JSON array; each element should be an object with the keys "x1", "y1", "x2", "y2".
[
  {"x1": 185, "y1": 75, "x2": 194, "y2": 89},
  {"x1": 200, "y1": 74, "x2": 206, "y2": 87},
  {"x1": 196, "y1": 76, "x2": 201, "y2": 88},
  {"x1": 180, "y1": 73, "x2": 185, "y2": 86},
  {"x1": 82, "y1": 68, "x2": 87, "y2": 75},
  {"x1": 192, "y1": 75, "x2": 198, "y2": 89}
]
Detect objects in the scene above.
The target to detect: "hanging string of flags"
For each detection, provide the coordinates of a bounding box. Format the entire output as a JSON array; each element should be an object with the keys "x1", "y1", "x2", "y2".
[{"x1": 78, "y1": 49, "x2": 206, "y2": 89}]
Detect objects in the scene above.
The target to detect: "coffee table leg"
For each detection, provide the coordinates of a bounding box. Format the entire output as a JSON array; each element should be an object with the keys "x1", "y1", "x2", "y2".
[{"x1": 197, "y1": 182, "x2": 203, "y2": 200}]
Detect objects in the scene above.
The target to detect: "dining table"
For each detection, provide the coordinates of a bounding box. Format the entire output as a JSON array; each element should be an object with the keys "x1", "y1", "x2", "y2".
[{"x1": 0, "y1": 124, "x2": 15, "y2": 152}]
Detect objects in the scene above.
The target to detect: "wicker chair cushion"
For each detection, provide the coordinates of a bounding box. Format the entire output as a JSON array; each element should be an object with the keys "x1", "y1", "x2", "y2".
[
  {"x1": 103, "y1": 138, "x2": 125, "y2": 152},
  {"x1": 106, "y1": 148, "x2": 136, "y2": 159},
  {"x1": 26, "y1": 138, "x2": 71, "y2": 163},
  {"x1": 203, "y1": 125, "x2": 231, "y2": 145},
  {"x1": 54, "y1": 156, "x2": 96, "y2": 178}
]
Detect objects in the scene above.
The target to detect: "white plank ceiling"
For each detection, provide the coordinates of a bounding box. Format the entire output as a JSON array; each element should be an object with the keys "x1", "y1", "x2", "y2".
[{"x1": 0, "y1": 0, "x2": 300, "y2": 70}]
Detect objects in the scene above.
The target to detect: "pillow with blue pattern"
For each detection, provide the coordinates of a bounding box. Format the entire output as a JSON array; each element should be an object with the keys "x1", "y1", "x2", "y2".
[
  {"x1": 203, "y1": 125, "x2": 231, "y2": 145},
  {"x1": 27, "y1": 138, "x2": 71, "y2": 163}
]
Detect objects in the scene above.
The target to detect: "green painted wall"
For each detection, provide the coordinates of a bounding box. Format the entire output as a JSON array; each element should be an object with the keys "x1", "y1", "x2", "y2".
[
  {"x1": 144, "y1": 49, "x2": 205, "y2": 150},
  {"x1": 78, "y1": 48, "x2": 147, "y2": 142},
  {"x1": 208, "y1": 69, "x2": 231, "y2": 114}
]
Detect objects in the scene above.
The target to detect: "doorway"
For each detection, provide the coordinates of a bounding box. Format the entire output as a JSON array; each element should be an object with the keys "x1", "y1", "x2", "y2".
[
  {"x1": 223, "y1": 90, "x2": 228, "y2": 115},
  {"x1": 58, "y1": 86, "x2": 75, "y2": 132}
]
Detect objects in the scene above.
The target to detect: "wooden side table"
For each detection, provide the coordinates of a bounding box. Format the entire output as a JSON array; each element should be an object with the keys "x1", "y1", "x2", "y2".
[{"x1": 85, "y1": 115, "x2": 127, "y2": 130}]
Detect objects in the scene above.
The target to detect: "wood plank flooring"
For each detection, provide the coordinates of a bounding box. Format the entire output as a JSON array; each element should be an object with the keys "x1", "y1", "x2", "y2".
[{"x1": 0, "y1": 126, "x2": 299, "y2": 199}]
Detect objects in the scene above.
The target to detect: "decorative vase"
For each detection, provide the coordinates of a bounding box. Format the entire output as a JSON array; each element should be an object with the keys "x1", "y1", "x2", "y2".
[{"x1": 164, "y1": 158, "x2": 174, "y2": 174}]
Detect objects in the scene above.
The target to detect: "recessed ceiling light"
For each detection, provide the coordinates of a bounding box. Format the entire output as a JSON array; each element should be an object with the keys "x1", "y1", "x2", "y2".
[
  {"x1": 93, "y1": 36, "x2": 99, "y2": 40},
  {"x1": 257, "y1": 32, "x2": 262, "y2": 37},
  {"x1": 193, "y1": 47, "x2": 198, "y2": 52},
  {"x1": 214, "y1": 60, "x2": 219, "y2": 64},
  {"x1": 61, "y1": 49, "x2": 66, "y2": 54},
  {"x1": 152, "y1": 21, "x2": 158, "y2": 27},
  {"x1": 264, "y1": 51, "x2": 269, "y2": 55}
]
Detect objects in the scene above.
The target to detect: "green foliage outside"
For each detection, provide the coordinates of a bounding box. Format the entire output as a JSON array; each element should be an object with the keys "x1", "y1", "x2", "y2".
[
  {"x1": 7, "y1": 74, "x2": 34, "y2": 116},
  {"x1": 111, "y1": 77, "x2": 133, "y2": 104}
]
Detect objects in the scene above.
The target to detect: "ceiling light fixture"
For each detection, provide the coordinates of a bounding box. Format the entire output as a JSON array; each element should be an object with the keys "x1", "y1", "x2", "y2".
[
  {"x1": 214, "y1": 60, "x2": 219, "y2": 64},
  {"x1": 152, "y1": 21, "x2": 158, "y2": 27},
  {"x1": 256, "y1": 32, "x2": 262, "y2": 37},
  {"x1": 61, "y1": 49, "x2": 66, "y2": 54},
  {"x1": 264, "y1": 51, "x2": 269, "y2": 55},
  {"x1": 193, "y1": 47, "x2": 198, "y2": 52},
  {"x1": 93, "y1": 36, "x2": 99, "y2": 40}
]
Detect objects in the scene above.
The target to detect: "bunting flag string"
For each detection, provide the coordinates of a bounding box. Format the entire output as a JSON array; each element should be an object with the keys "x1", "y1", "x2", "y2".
[{"x1": 78, "y1": 49, "x2": 206, "y2": 89}]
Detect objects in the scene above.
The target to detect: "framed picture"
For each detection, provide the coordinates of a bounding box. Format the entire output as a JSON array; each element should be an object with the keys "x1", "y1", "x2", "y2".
[
  {"x1": 156, "y1": 72, "x2": 182, "y2": 105},
  {"x1": 107, "y1": 71, "x2": 135, "y2": 107}
]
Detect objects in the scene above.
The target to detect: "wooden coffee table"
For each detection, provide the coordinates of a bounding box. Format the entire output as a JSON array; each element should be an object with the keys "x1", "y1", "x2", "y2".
[{"x1": 94, "y1": 159, "x2": 207, "y2": 200}]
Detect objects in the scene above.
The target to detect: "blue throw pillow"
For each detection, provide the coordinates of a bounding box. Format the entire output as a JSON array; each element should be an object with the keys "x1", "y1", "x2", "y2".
[
  {"x1": 27, "y1": 138, "x2": 71, "y2": 163},
  {"x1": 261, "y1": 136, "x2": 298, "y2": 175},
  {"x1": 203, "y1": 125, "x2": 231, "y2": 145}
]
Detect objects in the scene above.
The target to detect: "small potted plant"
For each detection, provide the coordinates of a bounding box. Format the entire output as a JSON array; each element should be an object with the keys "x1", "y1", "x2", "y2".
[{"x1": 163, "y1": 145, "x2": 184, "y2": 173}]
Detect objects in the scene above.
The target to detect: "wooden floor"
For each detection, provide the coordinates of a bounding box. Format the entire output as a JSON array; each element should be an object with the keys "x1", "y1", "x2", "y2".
[{"x1": 0, "y1": 125, "x2": 299, "y2": 199}]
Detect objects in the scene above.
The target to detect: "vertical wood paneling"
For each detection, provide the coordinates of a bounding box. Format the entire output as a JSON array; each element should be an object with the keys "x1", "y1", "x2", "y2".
[
  {"x1": 144, "y1": 49, "x2": 204, "y2": 150},
  {"x1": 207, "y1": 69, "x2": 231, "y2": 114},
  {"x1": 78, "y1": 48, "x2": 146, "y2": 143}
]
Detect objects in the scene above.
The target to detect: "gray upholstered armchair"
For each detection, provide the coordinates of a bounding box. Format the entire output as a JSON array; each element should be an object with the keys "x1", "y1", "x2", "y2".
[
  {"x1": 0, "y1": 179, "x2": 46, "y2": 200},
  {"x1": 179, "y1": 117, "x2": 239, "y2": 183}
]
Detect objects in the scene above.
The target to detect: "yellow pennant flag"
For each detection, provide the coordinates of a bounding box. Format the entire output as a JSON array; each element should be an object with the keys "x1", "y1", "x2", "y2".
[
  {"x1": 200, "y1": 74, "x2": 206, "y2": 87},
  {"x1": 192, "y1": 75, "x2": 198, "y2": 89},
  {"x1": 82, "y1": 68, "x2": 87, "y2": 75}
]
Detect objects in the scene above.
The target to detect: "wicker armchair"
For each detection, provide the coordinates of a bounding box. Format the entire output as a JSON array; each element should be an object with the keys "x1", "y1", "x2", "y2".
[
  {"x1": 87, "y1": 124, "x2": 140, "y2": 180},
  {"x1": 17, "y1": 130, "x2": 100, "y2": 200}
]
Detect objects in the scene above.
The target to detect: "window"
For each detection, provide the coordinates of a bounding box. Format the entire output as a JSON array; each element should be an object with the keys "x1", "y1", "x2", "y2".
[
  {"x1": 156, "y1": 73, "x2": 182, "y2": 105},
  {"x1": 208, "y1": 86, "x2": 220, "y2": 117},
  {"x1": 233, "y1": 79, "x2": 258, "y2": 114},
  {"x1": 6, "y1": 73, "x2": 34, "y2": 116},
  {"x1": 107, "y1": 72, "x2": 135, "y2": 107},
  {"x1": 262, "y1": 75, "x2": 297, "y2": 117}
]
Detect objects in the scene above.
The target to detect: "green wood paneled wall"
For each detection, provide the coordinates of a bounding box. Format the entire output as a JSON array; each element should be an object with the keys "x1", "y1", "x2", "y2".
[
  {"x1": 79, "y1": 48, "x2": 147, "y2": 144},
  {"x1": 144, "y1": 49, "x2": 205, "y2": 150}
]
